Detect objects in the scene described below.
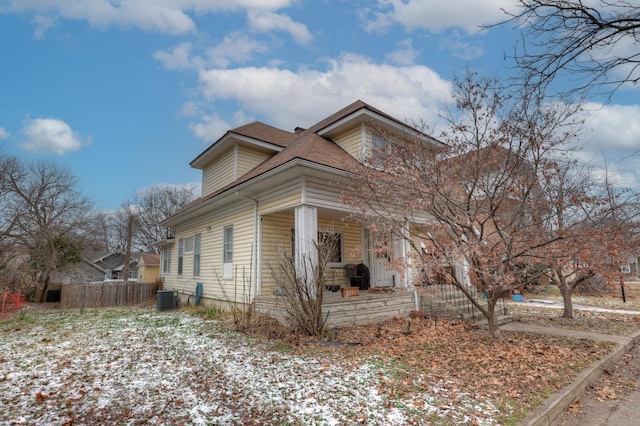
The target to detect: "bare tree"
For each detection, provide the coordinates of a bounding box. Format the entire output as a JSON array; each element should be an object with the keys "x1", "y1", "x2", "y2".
[
  {"x1": 499, "y1": 0, "x2": 640, "y2": 99},
  {"x1": 3, "y1": 160, "x2": 96, "y2": 301},
  {"x1": 129, "y1": 184, "x2": 198, "y2": 253},
  {"x1": 345, "y1": 71, "x2": 587, "y2": 338},
  {"x1": 268, "y1": 231, "x2": 339, "y2": 337},
  {"x1": 540, "y1": 157, "x2": 633, "y2": 318}
]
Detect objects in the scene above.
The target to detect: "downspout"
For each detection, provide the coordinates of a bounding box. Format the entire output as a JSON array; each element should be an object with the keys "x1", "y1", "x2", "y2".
[{"x1": 235, "y1": 191, "x2": 259, "y2": 301}]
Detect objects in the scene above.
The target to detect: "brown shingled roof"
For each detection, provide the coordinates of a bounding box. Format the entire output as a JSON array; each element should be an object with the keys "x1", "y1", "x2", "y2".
[
  {"x1": 229, "y1": 121, "x2": 296, "y2": 147},
  {"x1": 165, "y1": 100, "x2": 408, "y2": 222},
  {"x1": 139, "y1": 253, "x2": 160, "y2": 266}
]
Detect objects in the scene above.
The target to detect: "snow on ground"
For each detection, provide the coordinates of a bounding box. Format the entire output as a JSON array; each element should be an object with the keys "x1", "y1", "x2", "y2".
[{"x1": 0, "y1": 309, "x2": 500, "y2": 425}]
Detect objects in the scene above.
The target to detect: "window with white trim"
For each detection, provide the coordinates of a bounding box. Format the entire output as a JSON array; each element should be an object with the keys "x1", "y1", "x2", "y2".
[
  {"x1": 291, "y1": 229, "x2": 344, "y2": 265},
  {"x1": 193, "y1": 234, "x2": 201, "y2": 276},
  {"x1": 162, "y1": 247, "x2": 171, "y2": 274},
  {"x1": 223, "y1": 226, "x2": 233, "y2": 278},
  {"x1": 178, "y1": 238, "x2": 184, "y2": 275}
]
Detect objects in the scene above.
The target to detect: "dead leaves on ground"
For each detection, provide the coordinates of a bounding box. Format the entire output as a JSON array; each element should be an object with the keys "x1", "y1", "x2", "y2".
[{"x1": 258, "y1": 316, "x2": 612, "y2": 411}]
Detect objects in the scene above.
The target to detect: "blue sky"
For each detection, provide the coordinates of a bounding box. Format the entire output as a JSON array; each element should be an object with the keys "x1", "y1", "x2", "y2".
[{"x1": 1, "y1": 0, "x2": 638, "y2": 211}]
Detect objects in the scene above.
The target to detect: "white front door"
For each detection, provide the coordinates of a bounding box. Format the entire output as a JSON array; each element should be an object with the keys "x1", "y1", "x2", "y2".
[{"x1": 370, "y1": 232, "x2": 393, "y2": 287}]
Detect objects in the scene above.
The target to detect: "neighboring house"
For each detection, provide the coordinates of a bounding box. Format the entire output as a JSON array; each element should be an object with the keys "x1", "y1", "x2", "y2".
[
  {"x1": 52, "y1": 251, "x2": 142, "y2": 284},
  {"x1": 137, "y1": 253, "x2": 160, "y2": 283},
  {"x1": 159, "y1": 100, "x2": 446, "y2": 306}
]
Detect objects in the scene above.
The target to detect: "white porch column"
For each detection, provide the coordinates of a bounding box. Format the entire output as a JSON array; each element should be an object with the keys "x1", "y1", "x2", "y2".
[
  {"x1": 454, "y1": 256, "x2": 472, "y2": 288},
  {"x1": 393, "y1": 223, "x2": 412, "y2": 289},
  {"x1": 294, "y1": 205, "x2": 318, "y2": 297}
]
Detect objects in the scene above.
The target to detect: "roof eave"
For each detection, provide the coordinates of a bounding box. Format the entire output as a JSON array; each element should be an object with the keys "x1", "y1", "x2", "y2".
[
  {"x1": 163, "y1": 158, "x2": 349, "y2": 227},
  {"x1": 190, "y1": 133, "x2": 286, "y2": 170}
]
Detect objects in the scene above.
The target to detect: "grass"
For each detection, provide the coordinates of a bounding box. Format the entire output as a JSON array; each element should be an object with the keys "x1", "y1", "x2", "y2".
[
  {"x1": 1, "y1": 306, "x2": 617, "y2": 426},
  {"x1": 510, "y1": 281, "x2": 640, "y2": 336}
]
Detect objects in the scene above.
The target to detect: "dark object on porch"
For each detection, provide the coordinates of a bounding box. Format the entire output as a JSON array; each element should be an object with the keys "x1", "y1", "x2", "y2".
[
  {"x1": 345, "y1": 263, "x2": 370, "y2": 290},
  {"x1": 356, "y1": 263, "x2": 370, "y2": 290},
  {"x1": 325, "y1": 284, "x2": 340, "y2": 292}
]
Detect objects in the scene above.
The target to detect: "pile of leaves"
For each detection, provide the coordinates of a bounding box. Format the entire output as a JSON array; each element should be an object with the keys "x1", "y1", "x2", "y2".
[{"x1": 248, "y1": 315, "x2": 613, "y2": 423}]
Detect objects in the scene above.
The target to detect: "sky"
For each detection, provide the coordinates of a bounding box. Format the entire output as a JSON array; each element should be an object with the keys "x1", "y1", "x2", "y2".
[{"x1": 0, "y1": 0, "x2": 638, "y2": 211}]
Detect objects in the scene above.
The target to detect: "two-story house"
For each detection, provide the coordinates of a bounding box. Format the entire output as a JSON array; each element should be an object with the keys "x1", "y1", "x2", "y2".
[{"x1": 159, "y1": 100, "x2": 446, "y2": 310}]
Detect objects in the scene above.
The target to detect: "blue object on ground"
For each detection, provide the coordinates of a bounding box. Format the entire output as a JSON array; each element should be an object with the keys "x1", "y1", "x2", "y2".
[{"x1": 194, "y1": 282, "x2": 203, "y2": 305}]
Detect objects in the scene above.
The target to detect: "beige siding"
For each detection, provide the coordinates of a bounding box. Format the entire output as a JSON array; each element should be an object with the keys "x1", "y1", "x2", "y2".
[
  {"x1": 260, "y1": 213, "x2": 363, "y2": 293},
  {"x1": 258, "y1": 180, "x2": 302, "y2": 214},
  {"x1": 305, "y1": 177, "x2": 349, "y2": 212},
  {"x1": 162, "y1": 201, "x2": 257, "y2": 305},
  {"x1": 260, "y1": 211, "x2": 295, "y2": 293},
  {"x1": 332, "y1": 124, "x2": 364, "y2": 160},
  {"x1": 201, "y1": 148, "x2": 236, "y2": 196},
  {"x1": 237, "y1": 145, "x2": 271, "y2": 177}
]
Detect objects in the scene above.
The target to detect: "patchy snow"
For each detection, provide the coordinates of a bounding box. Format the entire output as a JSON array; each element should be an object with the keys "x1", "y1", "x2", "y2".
[{"x1": 0, "y1": 309, "x2": 501, "y2": 425}]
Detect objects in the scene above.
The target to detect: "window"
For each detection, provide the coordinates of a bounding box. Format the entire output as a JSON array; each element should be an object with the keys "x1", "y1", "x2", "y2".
[
  {"x1": 319, "y1": 231, "x2": 342, "y2": 264},
  {"x1": 193, "y1": 234, "x2": 201, "y2": 276},
  {"x1": 178, "y1": 238, "x2": 184, "y2": 275},
  {"x1": 223, "y1": 226, "x2": 233, "y2": 278},
  {"x1": 291, "y1": 229, "x2": 343, "y2": 265},
  {"x1": 372, "y1": 132, "x2": 385, "y2": 151},
  {"x1": 371, "y1": 132, "x2": 386, "y2": 167},
  {"x1": 162, "y1": 247, "x2": 171, "y2": 274},
  {"x1": 184, "y1": 235, "x2": 194, "y2": 253}
]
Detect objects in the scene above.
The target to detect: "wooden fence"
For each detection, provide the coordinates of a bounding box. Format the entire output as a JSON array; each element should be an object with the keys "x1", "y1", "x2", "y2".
[{"x1": 60, "y1": 281, "x2": 159, "y2": 309}]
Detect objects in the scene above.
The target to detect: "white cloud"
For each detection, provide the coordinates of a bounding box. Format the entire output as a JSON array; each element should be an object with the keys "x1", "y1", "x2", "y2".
[
  {"x1": 188, "y1": 112, "x2": 231, "y2": 142},
  {"x1": 364, "y1": 0, "x2": 515, "y2": 34},
  {"x1": 154, "y1": 42, "x2": 203, "y2": 70},
  {"x1": 247, "y1": 10, "x2": 312, "y2": 44},
  {"x1": 438, "y1": 31, "x2": 485, "y2": 60},
  {"x1": 180, "y1": 101, "x2": 202, "y2": 117},
  {"x1": 386, "y1": 39, "x2": 419, "y2": 65},
  {"x1": 575, "y1": 103, "x2": 640, "y2": 190},
  {"x1": 155, "y1": 35, "x2": 270, "y2": 70},
  {"x1": 580, "y1": 103, "x2": 640, "y2": 152},
  {"x1": 206, "y1": 33, "x2": 270, "y2": 68},
  {"x1": 20, "y1": 117, "x2": 91, "y2": 155},
  {"x1": 8, "y1": 0, "x2": 295, "y2": 36},
  {"x1": 194, "y1": 53, "x2": 452, "y2": 134},
  {"x1": 0, "y1": 127, "x2": 10, "y2": 139}
]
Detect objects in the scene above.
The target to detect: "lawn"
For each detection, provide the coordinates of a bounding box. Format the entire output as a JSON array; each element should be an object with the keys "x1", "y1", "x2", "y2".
[
  {"x1": 0, "y1": 306, "x2": 617, "y2": 426},
  {"x1": 509, "y1": 281, "x2": 640, "y2": 336}
]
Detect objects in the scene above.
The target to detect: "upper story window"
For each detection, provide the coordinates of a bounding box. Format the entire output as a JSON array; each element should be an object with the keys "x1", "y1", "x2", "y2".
[{"x1": 371, "y1": 132, "x2": 387, "y2": 167}]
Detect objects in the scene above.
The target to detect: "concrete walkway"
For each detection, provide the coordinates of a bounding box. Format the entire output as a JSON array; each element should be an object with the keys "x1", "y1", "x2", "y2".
[
  {"x1": 515, "y1": 298, "x2": 640, "y2": 316},
  {"x1": 498, "y1": 311, "x2": 640, "y2": 426}
]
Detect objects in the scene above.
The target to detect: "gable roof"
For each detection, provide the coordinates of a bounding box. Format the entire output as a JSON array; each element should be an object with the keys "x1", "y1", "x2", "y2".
[
  {"x1": 139, "y1": 253, "x2": 160, "y2": 266},
  {"x1": 190, "y1": 121, "x2": 297, "y2": 169},
  {"x1": 164, "y1": 100, "x2": 440, "y2": 224}
]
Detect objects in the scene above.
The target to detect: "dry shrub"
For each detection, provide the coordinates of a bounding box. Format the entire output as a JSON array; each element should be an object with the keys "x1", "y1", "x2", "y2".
[{"x1": 574, "y1": 275, "x2": 609, "y2": 296}]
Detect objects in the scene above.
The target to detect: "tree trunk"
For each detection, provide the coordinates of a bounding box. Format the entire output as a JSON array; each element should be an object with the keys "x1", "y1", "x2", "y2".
[
  {"x1": 38, "y1": 276, "x2": 50, "y2": 303},
  {"x1": 558, "y1": 284, "x2": 573, "y2": 319},
  {"x1": 555, "y1": 271, "x2": 574, "y2": 319},
  {"x1": 486, "y1": 298, "x2": 501, "y2": 338}
]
